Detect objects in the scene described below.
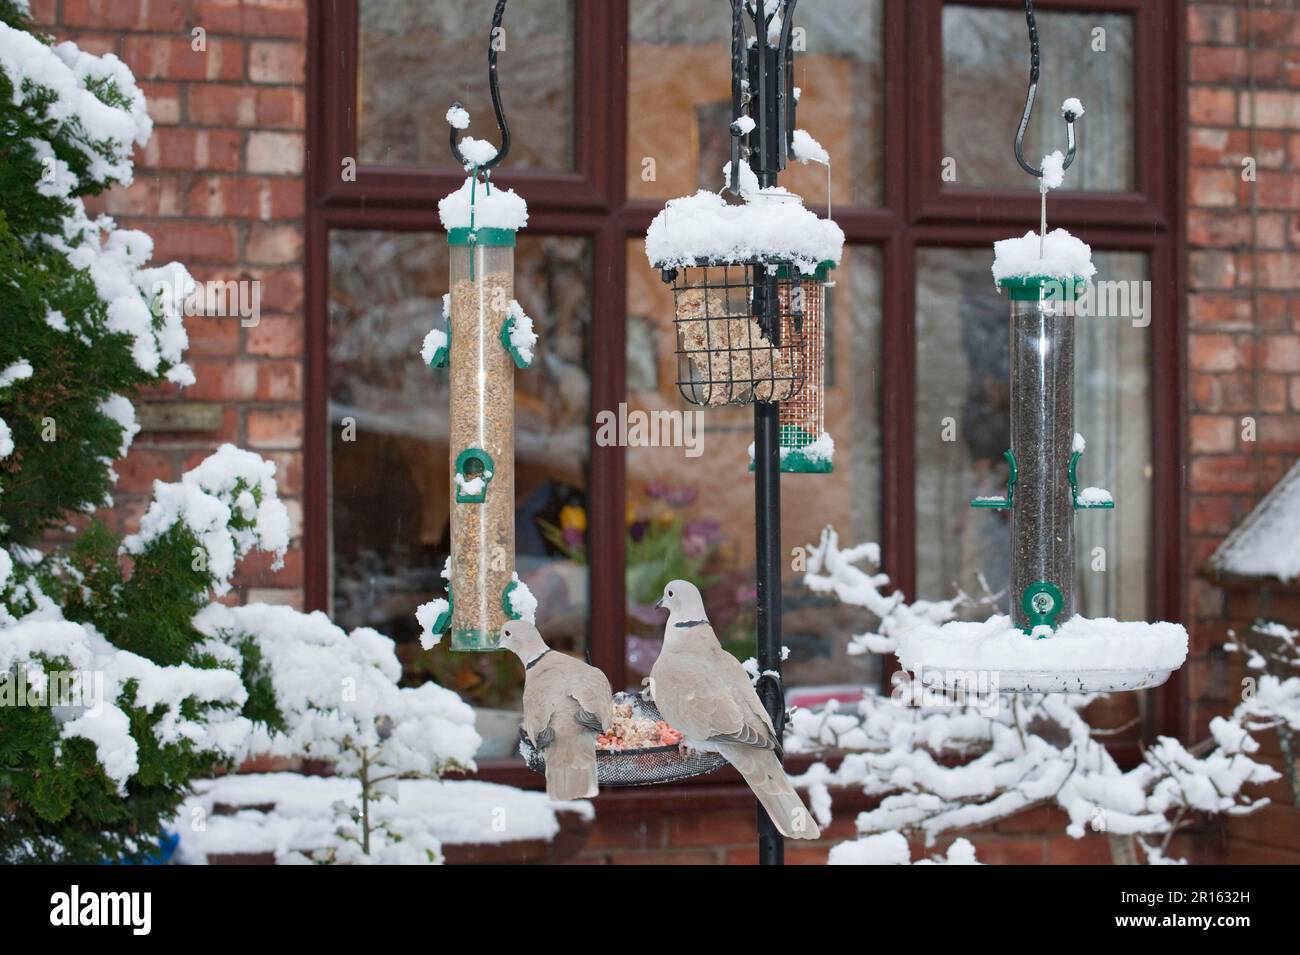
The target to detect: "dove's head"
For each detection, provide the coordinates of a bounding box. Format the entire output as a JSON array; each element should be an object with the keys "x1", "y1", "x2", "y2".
[
  {"x1": 500, "y1": 620, "x2": 548, "y2": 664},
  {"x1": 655, "y1": 579, "x2": 707, "y2": 622}
]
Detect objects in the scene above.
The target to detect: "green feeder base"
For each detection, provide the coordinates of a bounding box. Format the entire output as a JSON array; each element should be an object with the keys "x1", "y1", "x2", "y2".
[
  {"x1": 779, "y1": 451, "x2": 834, "y2": 474},
  {"x1": 451, "y1": 628, "x2": 501, "y2": 652},
  {"x1": 746, "y1": 425, "x2": 834, "y2": 474}
]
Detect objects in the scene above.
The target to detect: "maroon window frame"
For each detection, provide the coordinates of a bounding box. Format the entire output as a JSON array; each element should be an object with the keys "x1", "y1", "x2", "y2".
[{"x1": 305, "y1": 0, "x2": 1188, "y2": 795}]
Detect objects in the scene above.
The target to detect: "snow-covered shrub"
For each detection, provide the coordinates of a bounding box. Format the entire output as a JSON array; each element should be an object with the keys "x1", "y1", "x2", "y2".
[
  {"x1": 0, "y1": 2, "x2": 260, "y2": 862},
  {"x1": 1227, "y1": 622, "x2": 1300, "y2": 806},
  {"x1": 194, "y1": 603, "x2": 482, "y2": 863},
  {"x1": 0, "y1": 5, "x2": 488, "y2": 864},
  {"x1": 790, "y1": 526, "x2": 1279, "y2": 864}
]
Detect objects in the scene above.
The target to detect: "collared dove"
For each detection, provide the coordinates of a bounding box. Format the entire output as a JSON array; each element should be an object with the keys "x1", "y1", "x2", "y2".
[
  {"x1": 501, "y1": 620, "x2": 613, "y2": 801},
  {"x1": 649, "y1": 580, "x2": 821, "y2": 840}
]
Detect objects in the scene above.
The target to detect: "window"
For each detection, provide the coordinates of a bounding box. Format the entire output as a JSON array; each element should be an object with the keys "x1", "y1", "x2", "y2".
[{"x1": 308, "y1": 0, "x2": 1183, "y2": 767}]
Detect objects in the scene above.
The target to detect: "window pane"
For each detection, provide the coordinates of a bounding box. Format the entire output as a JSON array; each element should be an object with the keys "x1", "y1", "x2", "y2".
[
  {"x1": 625, "y1": 242, "x2": 883, "y2": 696},
  {"x1": 942, "y1": 5, "x2": 1134, "y2": 192},
  {"x1": 913, "y1": 247, "x2": 1151, "y2": 620},
  {"x1": 357, "y1": 0, "x2": 575, "y2": 170},
  {"x1": 628, "y1": 0, "x2": 884, "y2": 206},
  {"x1": 328, "y1": 230, "x2": 592, "y2": 758}
]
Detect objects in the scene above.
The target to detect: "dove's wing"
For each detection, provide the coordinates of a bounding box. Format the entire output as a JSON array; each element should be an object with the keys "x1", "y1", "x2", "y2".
[
  {"x1": 521, "y1": 665, "x2": 561, "y2": 748},
  {"x1": 557, "y1": 655, "x2": 615, "y2": 733},
  {"x1": 653, "y1": 623, "x2": 778, "y2": 750}
]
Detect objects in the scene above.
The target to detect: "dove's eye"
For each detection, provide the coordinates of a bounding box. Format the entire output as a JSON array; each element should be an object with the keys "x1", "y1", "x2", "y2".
[{"x1": 667, "y1": 590, "x2": 674, "y2": 597}]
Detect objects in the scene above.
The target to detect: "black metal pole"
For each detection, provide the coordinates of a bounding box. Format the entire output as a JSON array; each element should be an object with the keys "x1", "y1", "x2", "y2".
[{"x1": 747, "y1": 0, "x2": 791, "y2": 867}]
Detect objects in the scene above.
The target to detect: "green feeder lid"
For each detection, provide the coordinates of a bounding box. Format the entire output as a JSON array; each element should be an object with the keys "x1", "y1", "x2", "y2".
[
  {"x1": 447, "y1": 226, "x2": 517, "y2": 248},
  {"x1": 996, "y1": 274, "x2": 1086, "y2": 302}
]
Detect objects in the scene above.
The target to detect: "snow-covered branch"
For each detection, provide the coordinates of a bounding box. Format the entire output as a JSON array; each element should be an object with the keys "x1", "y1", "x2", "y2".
[{"x1": 790, "y1": 526, "x2": 1279, "y2": 864}]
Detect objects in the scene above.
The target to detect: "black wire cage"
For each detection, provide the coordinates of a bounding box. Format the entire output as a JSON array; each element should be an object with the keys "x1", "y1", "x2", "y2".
[{"x1": 664, "y1": 262, "x2": 807, "y2": 407}]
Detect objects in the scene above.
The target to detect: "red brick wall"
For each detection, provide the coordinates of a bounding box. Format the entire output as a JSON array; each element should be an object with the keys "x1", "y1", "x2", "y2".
[
  {"x1": 572, "y1": 804, "x2": 1136, "y2": 865},
  {"x1": 1184, "y1": 0, "x2": 1300, "y2": 864},
  {"x1": 27, "y1": 0, "x2": 308, "y2": 608}
]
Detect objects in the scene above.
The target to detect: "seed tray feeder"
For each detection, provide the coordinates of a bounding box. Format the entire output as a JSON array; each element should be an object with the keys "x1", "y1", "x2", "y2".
[{"x1": 518, "y1": 693, "x2": 726, "y2": 787}]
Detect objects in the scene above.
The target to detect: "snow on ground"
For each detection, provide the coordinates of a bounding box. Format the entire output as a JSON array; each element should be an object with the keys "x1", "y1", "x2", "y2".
[
  {"x1": 828, "y1": 831, "x2": 980, "y2": 865},
  {"x1": 173, "y1": 773, "x2": 593, "y2": 865}
]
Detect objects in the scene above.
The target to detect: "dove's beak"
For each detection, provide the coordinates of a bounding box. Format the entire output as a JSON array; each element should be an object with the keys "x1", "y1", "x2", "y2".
[{"x1": 654, "y1": 596, "x2": 665, "y2": 610}]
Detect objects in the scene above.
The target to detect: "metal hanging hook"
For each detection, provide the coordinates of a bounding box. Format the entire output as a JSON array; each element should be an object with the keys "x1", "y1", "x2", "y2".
[
  {"x1": 1013, "y1": 0, "x2": 1079, "y2": 179},
  {"x1": 448, "y1": 0, "x2": 511, "y2": 172}
]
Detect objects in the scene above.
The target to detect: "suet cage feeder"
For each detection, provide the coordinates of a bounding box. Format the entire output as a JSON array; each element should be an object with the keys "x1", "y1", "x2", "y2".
[{"x1": 664, "y1": 259, "x2": 806, "y2": 409}]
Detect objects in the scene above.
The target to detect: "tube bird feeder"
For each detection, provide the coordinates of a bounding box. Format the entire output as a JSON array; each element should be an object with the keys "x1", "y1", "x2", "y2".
[
  {"x1": 424, "y1": 0, "x2": 535, "y2": 652},
  {"x1": 972, "y1": 272, "x2": 1112, "y2": 632},
  {"x1": 893, "y1": 0, "x2": 1187, "y2": 695}
]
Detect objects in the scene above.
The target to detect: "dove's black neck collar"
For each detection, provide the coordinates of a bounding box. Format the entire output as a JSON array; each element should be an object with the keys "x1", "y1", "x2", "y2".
[
  {"x1": 674, "y1": 619, "x2": 707, "y2": 628},
  {"x1": 524, "y1": 648, "x2": 552, "y2": 670}
]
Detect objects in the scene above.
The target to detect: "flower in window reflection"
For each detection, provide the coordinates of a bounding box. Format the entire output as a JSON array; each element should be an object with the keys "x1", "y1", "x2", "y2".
[
  {"x1": 682, "y1": 519, "x2": 721, "y2": 560},
  {"x1": 539, "y1": 504, "x2": 588, "y2": 561},
  {"x1": 645, "y1": 480, "x2": 697, "y2": 508}
]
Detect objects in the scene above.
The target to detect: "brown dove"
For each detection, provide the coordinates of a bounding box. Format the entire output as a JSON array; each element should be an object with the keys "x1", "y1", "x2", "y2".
[
  {"x1": 501, "y1": 620, "x2": 613, "y2": 801},
  {"x1": 650, "y1": 579, "x2": 821, "y2": 839}
]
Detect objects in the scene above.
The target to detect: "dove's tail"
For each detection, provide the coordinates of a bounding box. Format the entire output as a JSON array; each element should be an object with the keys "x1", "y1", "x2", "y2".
[
  {"x1": 722, "y1": 744, "x2": 821, "y2": 840},
  {"x1": 544, "y1": 733, "x2": 599, "y2": 801}
]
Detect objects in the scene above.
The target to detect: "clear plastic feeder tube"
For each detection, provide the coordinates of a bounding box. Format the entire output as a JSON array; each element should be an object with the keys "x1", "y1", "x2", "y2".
[
  {"x1": 1005, "y1": 277, "x2": 1079, "y2": 632},
  {"x1": 447, "y1": 228, "x2": 516, "y2": 651}
]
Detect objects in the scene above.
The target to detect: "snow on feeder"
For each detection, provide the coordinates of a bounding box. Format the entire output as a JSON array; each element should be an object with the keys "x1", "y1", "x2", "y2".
[
  {"x1": 421, "y1": 0, "x2": 538, "y2": 653},
  {"x1": 644, "y1": 1, "x2": 843, "y2": 411},
  {"x1": 648, "y1": 182, "x2": 843, "y2": 412},
  {"x1": 896, "y1": 0, "x2": 1186, "y2": 694}
]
